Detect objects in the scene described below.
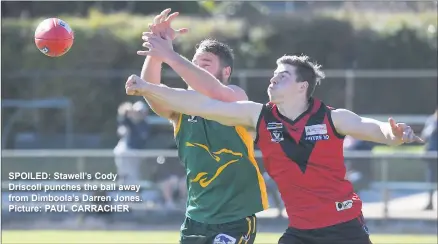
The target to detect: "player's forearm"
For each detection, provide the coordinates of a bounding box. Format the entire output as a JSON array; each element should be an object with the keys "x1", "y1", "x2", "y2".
[
  {"x1": 141, "y1": 56, "x2": 162, "y2": 84},
  {"x1": 140, "y1": 56, "x2": 175, "y2": 119},
  {"x1": 165, "y1": 51, "x2": 226, "y2": 98},
  {"x1": 140, "y1": 82, "x2": 212, "y2": 117}
]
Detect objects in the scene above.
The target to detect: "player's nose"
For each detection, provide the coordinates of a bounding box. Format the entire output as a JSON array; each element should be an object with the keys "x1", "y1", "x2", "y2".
[
  {"x1": 269, "y1": 77, "x2": 275, "y2": 83},
  {"x1": 270, "y1": 77, "x2": 277, "y2": 84}
]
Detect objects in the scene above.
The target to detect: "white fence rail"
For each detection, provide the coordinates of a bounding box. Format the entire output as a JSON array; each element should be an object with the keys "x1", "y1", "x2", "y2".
[
  {"x1": 1, "y1": 149, "x2": 437, "y2": 219},
  {"x1": 7, "y1": 69, "x2": 437, "y2": 110}
]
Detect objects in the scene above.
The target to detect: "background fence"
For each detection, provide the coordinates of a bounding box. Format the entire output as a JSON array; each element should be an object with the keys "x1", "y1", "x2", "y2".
[{"x1": 2, "y1": 149, "x2": 437, "y2": 219}]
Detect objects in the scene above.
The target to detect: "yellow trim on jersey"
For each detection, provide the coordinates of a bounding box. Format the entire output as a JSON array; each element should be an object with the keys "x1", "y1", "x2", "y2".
[
  {"x1": 245, "y1": 217, "x2": 252, "y2": 244},
  {"x1": 238, "y1": 216, "x2": 253, "y2": 244},
  {"x1": 252, "y1": 216, "x2": 256, "y2": 234},
  {"x1": 173, "y1": 113, "x2": 183, "y2": 137},
  {"x1": 235, "y1": 126, "x2": 269, "y2": 210}
]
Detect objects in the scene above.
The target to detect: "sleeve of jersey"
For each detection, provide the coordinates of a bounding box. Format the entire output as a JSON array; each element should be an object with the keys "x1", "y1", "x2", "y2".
[{"x1": 253, "y1": 104, "x2": 269, "y2": 144}]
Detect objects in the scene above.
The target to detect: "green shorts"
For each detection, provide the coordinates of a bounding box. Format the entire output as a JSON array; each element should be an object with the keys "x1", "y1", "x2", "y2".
[{"x1": 180, "y1": 215, "x2": 257, "y2": 244}]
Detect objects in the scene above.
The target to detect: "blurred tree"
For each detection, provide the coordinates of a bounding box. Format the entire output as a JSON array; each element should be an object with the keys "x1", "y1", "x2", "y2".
[
  {"x1": 198, "y1": 0, "x2": 217, "y2": 14},
  {"x1": 1, "y1": 1, "x2": 208, "y2": 18}
]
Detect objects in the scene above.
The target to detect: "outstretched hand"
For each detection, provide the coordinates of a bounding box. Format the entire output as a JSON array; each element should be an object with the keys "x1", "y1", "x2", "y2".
[
  {"x1": 388, "y1": 118, "x2": 424, "y2": 144},
  {"x1": 148, "y1": 8, "x2": 189, "y2": 41}
]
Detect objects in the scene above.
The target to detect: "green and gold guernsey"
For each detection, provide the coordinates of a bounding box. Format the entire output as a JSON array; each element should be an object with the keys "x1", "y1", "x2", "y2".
[{"x1": 174, "y1": 114, "x2": 269, "y2": 224}]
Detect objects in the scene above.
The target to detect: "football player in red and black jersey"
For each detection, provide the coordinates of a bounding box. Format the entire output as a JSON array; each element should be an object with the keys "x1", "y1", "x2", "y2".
[{"x1": 126, "y1": 35, "x2": 423, "y2": 244}]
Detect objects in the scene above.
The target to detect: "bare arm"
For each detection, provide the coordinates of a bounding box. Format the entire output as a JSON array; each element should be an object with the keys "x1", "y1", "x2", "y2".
[
  {"x1": 133, "y1": 80, "x2": 262, "y2": 128},
  {"x1": 165, "y1": 52, "x2": 248, "y2": 102},
  {"x1": 331, "y1": 109, "x2": 403, "y2": 146},
  {"x1": 140, "y1": 56, "x2": 179, "y2": 121}
]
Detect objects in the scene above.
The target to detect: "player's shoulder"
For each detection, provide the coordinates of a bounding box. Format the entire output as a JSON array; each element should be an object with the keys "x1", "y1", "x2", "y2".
[{"x1": 227, "y1": 84, "x2": 248, "y2": 101}]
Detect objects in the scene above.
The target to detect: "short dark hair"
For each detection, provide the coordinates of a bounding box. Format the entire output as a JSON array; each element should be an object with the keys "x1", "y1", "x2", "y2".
[
  {"x1": 195, "y1": 39, "x2": 234, "y2": 78},
  {"x1": 277, "y1": 55, "x2": 325, "y2": 98}
]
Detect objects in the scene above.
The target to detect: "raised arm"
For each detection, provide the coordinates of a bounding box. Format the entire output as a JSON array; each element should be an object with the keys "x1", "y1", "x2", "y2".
[
  {"x1": 138, "y1": 9, "x2": 189, "y2": 121},
  {"x1": 331, "y1": 109, "x2": 422, "y2": 146},
  {"x1": 165, "y1": 52, "x2": 248, "y2": 102},
  {"x1": 139, "y1": 33, "x2": 247, "y2": 102},
  {"x1": 125, "y1": 75, "x2": 261, "y2": 129},
  {"x1": 139, "y1": 50, "x2": 179, "y2": 121}
]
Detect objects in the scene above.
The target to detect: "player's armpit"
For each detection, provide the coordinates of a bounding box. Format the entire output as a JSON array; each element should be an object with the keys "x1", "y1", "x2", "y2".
[
  {"x1": 142, "y1": 95, "x2": 178, "y2": 121},
  {"x1": 142, "y1": 95, "x2": 179, "y2": 122},
  {"x1": 331, "y1": 109, "x2": 399, "y2": 146}
]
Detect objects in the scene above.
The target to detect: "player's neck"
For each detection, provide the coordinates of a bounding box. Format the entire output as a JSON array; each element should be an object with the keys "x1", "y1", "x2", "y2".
[{"x1": 277, "y1": 97, "x2": 309, "y2": 121}]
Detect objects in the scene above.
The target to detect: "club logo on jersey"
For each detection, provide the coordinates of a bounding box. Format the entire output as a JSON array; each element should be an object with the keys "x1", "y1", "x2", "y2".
[
  {"x1": 335, "y1": 199, "x2": 353, "y2": 211},
  {"x1": 305, "y1": 124, "x2": 329, "y2": 141},
  {"x1": 213, "y1": 233, "x2": 236, "y2": 244},
  {"x1": 188, "y1": 142, "x2": 243, "y2": 188},
  {"x1": 270, "y1": 130, "x2": 284, "y2": 142},
  {"x1": 267, "y1": 122, "x2": 284, "y2": 142},
  {"x1": 187, "y1": 115, "x2": 197, "y2": 123}
]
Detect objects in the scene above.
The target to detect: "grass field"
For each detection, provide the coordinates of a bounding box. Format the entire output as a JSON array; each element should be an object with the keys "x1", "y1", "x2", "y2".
[{"x1": 2, "y1": 231, "x2": 437, "y2": 244}]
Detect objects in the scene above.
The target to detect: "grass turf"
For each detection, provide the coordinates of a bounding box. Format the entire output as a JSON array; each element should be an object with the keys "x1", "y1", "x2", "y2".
[{"x1": 2, "y1": 231, "x2": 437, "y2": 243}]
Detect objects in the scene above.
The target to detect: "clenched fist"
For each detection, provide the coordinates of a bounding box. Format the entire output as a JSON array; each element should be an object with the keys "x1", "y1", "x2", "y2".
[{"x1": 125, "y1": 75, "x2": 148, "y2": 96}]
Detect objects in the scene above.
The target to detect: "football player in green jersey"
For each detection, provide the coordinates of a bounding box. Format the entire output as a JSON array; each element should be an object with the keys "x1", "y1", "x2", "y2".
[{"x1": 137, "y1": 9, "x2": 268, "y2": 244}]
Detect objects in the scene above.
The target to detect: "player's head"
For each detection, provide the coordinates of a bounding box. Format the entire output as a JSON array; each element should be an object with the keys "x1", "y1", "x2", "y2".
[
  {"x1": 268, "y1": 55, "x2": 325, "y2": 104},
  {"x1": 192, "y1": 39, "x2": 234, "y2": 84}
]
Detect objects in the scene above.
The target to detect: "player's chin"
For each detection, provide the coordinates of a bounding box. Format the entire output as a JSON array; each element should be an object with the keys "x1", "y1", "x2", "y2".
[{"x1": 267, "y1": 90, "x2": 280, "y2": 104}]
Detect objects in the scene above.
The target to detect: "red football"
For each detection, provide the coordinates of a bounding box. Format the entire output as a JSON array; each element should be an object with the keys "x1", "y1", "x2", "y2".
[{"x1": 34, "y1": 18, "x2": 74, "y2": 57}]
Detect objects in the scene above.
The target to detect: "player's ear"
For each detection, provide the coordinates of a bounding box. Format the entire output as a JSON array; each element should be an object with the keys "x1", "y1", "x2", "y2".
[
  {"x1": 299, "y1": 81, "x2": 309, "y2": 92},
  {"x1": 222, "y1": 66, "x2": 232, "y2": 82}
]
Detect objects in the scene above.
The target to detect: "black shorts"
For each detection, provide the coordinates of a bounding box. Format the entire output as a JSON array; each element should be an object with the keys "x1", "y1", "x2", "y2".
[
  {"x1": 180, "y1": 215, "x2": 257, "y2": 244},
  {"x1": 278, "y1": 215, "x2": 372, "y2": 244}
]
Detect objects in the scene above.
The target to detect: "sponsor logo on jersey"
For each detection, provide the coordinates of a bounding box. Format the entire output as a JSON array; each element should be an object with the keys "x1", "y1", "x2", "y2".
[
  {"x1": 267, "y1": 122, "x2": 283, "y2": 130},
  {"x1": 305, "y1": 134, "x2": 330, "y2": 141},
  {"x1": 305, "y1": 124, "x2": 327, "y2": 136},
  {"x1": 335, "y1": 199, "x2": 353, "y2": 211},
  {"x1": 305, "y1": 124, "x2": 329, "y2": 141},
  {"x1": 213, "y1": 233, "x2": 236, "y2": 244}
]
